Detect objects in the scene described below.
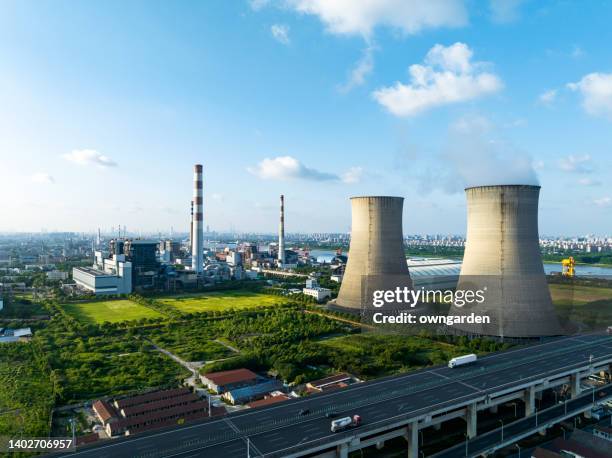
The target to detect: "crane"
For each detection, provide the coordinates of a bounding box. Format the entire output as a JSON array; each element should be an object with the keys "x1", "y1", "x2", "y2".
[{"x1": 561, "y1": 256, "x2": 576, "y2": 277}]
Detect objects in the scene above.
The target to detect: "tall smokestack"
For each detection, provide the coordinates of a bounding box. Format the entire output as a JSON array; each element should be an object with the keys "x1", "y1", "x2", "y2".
[
  {"x1": 190, "y1": 200, "x2": 194, "y2": 249},
  {"x1": 335, "y1": 196, "x2": 412, "y2": 310},
  {"x1": 278, "y1": 194, "x2": 286, "y2": 266},
  {"x1": 191, "y1": 164, "x2": 204, "y2": 274},
  {"x1": 451, "y1": 185, "x2": 562, "y2": 338}
]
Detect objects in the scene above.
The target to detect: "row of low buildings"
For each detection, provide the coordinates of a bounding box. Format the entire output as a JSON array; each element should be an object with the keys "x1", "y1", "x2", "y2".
[
  {"x1": 200, "y1": 368, "x2": 358, "y2": 406},
  {"x1": 92, "y1": 387, "x2": 223, "y2": 437}
]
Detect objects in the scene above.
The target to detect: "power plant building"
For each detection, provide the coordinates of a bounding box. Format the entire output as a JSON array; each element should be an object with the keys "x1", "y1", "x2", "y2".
[
  {"x1": 451, "y1": 185, "x2": 563, "y2": 338},
  {"x1": 73, "y1": 250, "x2": 132, "y2": 295},
  {"x1": 335, "y1": 196, "x2": 413, "y2": 310}
]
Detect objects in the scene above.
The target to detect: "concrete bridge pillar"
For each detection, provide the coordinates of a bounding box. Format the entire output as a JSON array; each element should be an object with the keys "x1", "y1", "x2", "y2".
[
  {"x1": 570, "y1": 374, "x2": 581, "y2": 398},
  {"x1": 337, "y1": 443, "x2": 348, "y2": 458},
  {"x1": 404, "y1": 422, "x2": 419, "y2": 458},
  {"x1": 489, "y1": 404, "x2": 498, "y2": 414},
  {"x1": 466, "y1": 403, "x2": 477, "y2": 438},
  {"x1": 524, "y1": 386, "x2": 535, "y2": 417},
  {"x1": 376, "y1": 441, "x2": 385, "y2": 450},
  {"x1": 434, "y1": 422, "x2": 441, "y2": 431}
]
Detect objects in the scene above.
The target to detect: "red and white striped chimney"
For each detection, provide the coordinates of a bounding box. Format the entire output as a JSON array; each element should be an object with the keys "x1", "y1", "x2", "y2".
[
  {"x1": 192, "y1": 164, "x2": 203, "y2": 274},
  {"x1": 278, "y1": 194, "x2": 285, "y2": 266}
]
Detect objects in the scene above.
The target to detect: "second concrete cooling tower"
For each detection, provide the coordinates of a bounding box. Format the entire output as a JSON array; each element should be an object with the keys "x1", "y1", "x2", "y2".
[
  {"x1": 452, "y1": 185, "x2": 562, "y2": 338},
  {"x1": 335, "y1": 196, "x2": 412, "y2": 310}
]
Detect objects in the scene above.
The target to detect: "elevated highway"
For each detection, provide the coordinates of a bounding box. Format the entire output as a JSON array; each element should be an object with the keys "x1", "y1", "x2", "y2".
[{"x1": 54, "y1": 334, "x2": 612, "y2": 458}]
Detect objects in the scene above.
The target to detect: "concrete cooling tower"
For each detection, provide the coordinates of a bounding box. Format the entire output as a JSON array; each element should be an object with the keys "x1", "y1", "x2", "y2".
[
  {"x1": 335, "y1": 196, "x2": 413, "y2": 310},
  {"x1": 452, "y1": 185, "x2": 562, "y2": 338}
]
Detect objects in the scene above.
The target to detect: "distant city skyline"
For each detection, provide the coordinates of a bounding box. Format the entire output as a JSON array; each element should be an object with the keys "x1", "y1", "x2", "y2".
[{"x1": 1, "y1": 1, "x2": 611, "y2": 234}]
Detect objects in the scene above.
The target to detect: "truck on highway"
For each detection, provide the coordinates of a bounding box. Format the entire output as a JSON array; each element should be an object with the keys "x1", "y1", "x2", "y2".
[
  {"x1": 448, "y1": 354, "x2": 477, "y2": 368},
  {"x1": 331, "y1": 415, "x2": 361, "y2": 433}
]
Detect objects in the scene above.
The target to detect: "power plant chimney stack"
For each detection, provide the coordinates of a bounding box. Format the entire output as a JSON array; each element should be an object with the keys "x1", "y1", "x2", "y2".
[
  {"x1": 452, "y1": 185, "x2": 562, "y2": 338},
  {"x1": 191, "y1": 164, "x2": 204, "y2": 274},
  {"x1": 278, "y1": 194, "x2": 286, "y2": 267},
  {"x1": 335, "y1": 196, "x2": 412, "y2": 310}
]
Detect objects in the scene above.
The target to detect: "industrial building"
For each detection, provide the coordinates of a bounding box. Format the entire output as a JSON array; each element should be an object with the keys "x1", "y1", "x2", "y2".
[
  {"x1": 200, "y1": 368, "x2": 257, "y2": 394},
  {"x1": 123, "y1": 239, "x2": 159, "y2": 289},
  {"x1": 92, "y1": 388, "x2": 216, "y2": 437},
  {"x1": 72, "y1": 253, "x2": 132, "y2": 295},
  {"x1": 302, "y1": 286, "x2": 332, "y2": 302},
  {"x1": 0, "y1": 327, "x2": 32, "y2": 343},
  {"x1": 406, "y1": 258, "x2": 461, "y2": 290},
  {"x1": 451, "y1": 185, "x2": 563, "y2": 338},
  {"x1": 334, "y1": 196, "x2": 413, "y2": 310},
  {"x1": 222, "y1": 379, "x2": 284, "y2": 405}
]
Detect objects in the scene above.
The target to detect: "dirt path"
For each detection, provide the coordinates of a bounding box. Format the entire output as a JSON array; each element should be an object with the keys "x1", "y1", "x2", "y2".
[
  {"x1": 214, "y1": 339, "x2": 240, "y2": 353},
  {"x1": 304, "y1": 309, "x2": 375, "y2": 330}
]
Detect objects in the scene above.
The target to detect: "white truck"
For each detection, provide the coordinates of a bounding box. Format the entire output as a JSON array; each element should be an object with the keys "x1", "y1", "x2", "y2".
[
  {"x1": 331, "y1": 415, "x2": 361, "y2": 433},
  {"x1": 448, "y1": 354, "x2": 477, "y2": 368}
]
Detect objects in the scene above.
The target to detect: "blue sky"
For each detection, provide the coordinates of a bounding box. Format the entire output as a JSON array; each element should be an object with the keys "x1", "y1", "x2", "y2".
[{"x1": 1, "y1": 0, "x2": 611, "y2": 235}]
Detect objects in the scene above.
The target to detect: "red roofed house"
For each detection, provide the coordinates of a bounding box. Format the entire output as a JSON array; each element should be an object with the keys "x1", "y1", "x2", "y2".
[{"x1": 200, "y1": 368, "x2": 257, "y2": 394}]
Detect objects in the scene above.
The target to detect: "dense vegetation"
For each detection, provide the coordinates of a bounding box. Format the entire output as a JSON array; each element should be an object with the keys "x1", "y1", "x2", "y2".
[
  {"x1": 37, "y1": 317, "x2": 189, "y2": 404},
  {"x1": 0, "y1": 342, "x2": 55, "y2": 444}
]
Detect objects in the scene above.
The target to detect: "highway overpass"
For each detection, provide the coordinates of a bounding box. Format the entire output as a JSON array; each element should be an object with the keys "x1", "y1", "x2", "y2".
[{"x1": 53, "y1": 334, "x2": 612, "y2": 458}]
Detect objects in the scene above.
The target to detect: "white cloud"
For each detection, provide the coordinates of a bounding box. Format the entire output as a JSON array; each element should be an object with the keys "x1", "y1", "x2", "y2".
[
  {"x1": 211, "y1": 193, "x2": 224, "y2": 201},
  {"x1": 248, "y1": 155, "x2": 361, "y2": 183},
  {"x1": 558, "y1": 154, "x2": 592, "y2": 173},
  {"x1": 538, "y1": 89, "x2": 557, "y2": 105},
  {"x1": 30, "y1": 173, "x2": 55, "y2": 184},
  {"x1": 248, "y1": 156, "x2": 338, "y2": 181},
  {"x1": 489, "y1": 0, "x2": 525, "y2": 24},
  {"x1": 567, "y1": 72, "x2": 612, "y2": 119},
  {"x1": 286, "y1": 0, "x2": 467, "y2": 37},
  {"x1": 341, "y1": 166, "x2": 363, "y2": 183},
  {"x1": 578, "y1": 177, "x2": 601, "y2": 186},
  {"x1": 62, "y1": 149, "x2": 117, "y2": 167},
  {"x1": 594, "y1": 196, "x2": 612, "y2": 207},
  {"x1": 338, "y1": 45, "x2": 375, "y2": 92},
  {"x1": 249, "y1": 0, "x2": 270, "y2": 11},
  {"x1": 372, "y1": 42, "x2": 502, "y2": 117},
  {"x1": 271, "y1": 24, "x2": 290, "y2": 45},
  {"x1": 571, "y1": 45, "x2": 584, "y2": 59}
]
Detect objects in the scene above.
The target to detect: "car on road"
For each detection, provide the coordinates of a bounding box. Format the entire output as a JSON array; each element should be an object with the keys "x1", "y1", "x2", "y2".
[{"x1": 298, "y1": 409, "x2": 310, "y2": 416}]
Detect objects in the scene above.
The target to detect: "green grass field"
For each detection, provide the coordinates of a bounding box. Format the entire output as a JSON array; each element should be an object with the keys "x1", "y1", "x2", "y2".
[
  {"x1": 549, "y1": 283, "x2": 612, "y2": 305},
  {"x1": 549, "y1": 283, "x2": 612, "y2": 330},
  {"x1": 62, "y1": 300, "x2": 163, "y2": 324},
  {"x1": 155, "y1": 291, "x2": 291, "y2": 313}
]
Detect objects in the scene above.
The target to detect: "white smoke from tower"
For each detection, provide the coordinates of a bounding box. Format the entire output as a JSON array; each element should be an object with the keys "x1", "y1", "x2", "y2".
[{"x1": 192, "y1": 164, "x2": 204, "y2": 274}]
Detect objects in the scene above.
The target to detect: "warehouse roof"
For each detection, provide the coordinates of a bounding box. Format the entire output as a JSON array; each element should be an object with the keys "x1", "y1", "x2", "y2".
[
  {"x1": 93, "y1": 400, "x2": 117, "y2": 423},
  {"x1": 115, "y1": 388, "x2": 191, "y2": 409},
  {"x1": 202, "y1": 368, "x2": 257, "y2": 386},
  {"x1": 224, "y1": 380, "x2": 283, "y2": 403}
]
